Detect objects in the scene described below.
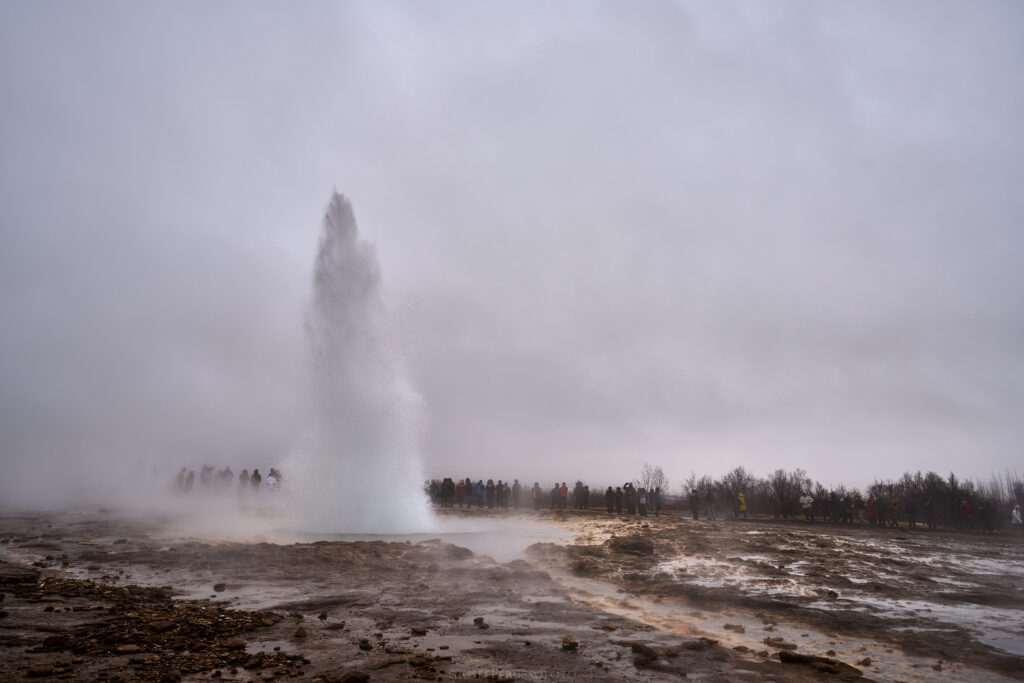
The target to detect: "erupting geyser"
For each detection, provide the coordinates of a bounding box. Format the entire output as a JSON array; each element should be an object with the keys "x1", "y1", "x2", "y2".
[{"x1": 284, "y1": 192, "x2": 431, "y2": 533}]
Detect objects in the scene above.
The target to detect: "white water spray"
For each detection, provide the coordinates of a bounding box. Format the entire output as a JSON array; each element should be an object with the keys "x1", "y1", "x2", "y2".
[{"x1": 284, "y1": 192, "x2": 431, "y2": 533}]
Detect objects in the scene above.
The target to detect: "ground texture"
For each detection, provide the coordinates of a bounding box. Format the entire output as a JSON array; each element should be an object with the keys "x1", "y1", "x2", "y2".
[{"x1": 1, "y1": 507, "x2": 1022, "y2": 682}]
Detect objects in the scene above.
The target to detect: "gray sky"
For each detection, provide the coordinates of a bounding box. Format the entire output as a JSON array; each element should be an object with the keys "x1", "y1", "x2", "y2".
[{"x1": 1, "y1": 0, "x2": 1022, "y2": 499}]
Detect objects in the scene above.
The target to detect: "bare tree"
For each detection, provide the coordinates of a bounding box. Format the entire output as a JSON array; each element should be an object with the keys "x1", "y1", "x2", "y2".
[{"x1": 638, "y1": 462, "x2": 669, "y2": 493}]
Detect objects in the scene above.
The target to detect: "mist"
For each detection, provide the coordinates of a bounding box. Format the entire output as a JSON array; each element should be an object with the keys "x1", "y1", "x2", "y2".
[{"x1": 2, "y1": 1, "x2": 1023, "y2": 509}]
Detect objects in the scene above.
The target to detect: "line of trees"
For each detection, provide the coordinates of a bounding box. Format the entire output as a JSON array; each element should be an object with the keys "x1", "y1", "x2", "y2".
[{"x1": 666, "y1": 466, "x2": 1023, "y2": 530}]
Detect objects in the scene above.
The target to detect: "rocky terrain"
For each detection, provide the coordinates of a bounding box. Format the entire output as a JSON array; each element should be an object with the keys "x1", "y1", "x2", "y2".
[{"x1": 1, "y1": 506, "x2": 1021, "y2": 681}]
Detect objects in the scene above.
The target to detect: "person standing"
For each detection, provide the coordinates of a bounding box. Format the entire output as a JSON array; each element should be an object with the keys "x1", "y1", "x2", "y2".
[
  {"x1": 532, "y1": 482, "x2": 542, "y2": 511},
  {"x1": 605, "y1": 486, "x2": 614, "y2": 513},
  {"x1": 689, "y1": 489, "x2": 700, "y2": 520},
  {"x1": 559, "y1": 482, "x2": 569, "y2": 509},
  {"x1": 638, "y1": 488, "x2": 648, "y2": 517},
  {"x1": 737, "y1": 491, "x2": 747, "y2": 520},
  {"x1": 1012, "y1": 504, "x2": 1022, "y2": 534},
  {"x1": 705, "y1": 489, "x2": 716, "y2": 520},
  {"x1": 799, "y1": 491, "x2": 814, "y2": 522},
  {"x1": 615, "y1": 487, "x2": 623, "y2": 514},
  {"x1": 653, "y1": 487, "x2": 662, "y2": 517},
  {"x1": 924, "y1": 498, "x2": 936, "y2": 529},
  {"x1": 512, "y1": 479, "x2": 521, "y2": 509}
]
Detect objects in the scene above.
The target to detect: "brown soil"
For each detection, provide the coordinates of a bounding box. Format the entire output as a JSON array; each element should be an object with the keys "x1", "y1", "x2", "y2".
[{"x1": 1, "y1": 507, "x2": 1021, "y2": 681}]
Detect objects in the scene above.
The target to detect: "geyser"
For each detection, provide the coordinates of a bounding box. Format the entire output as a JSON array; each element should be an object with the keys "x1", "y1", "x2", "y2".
[{"x1": 284, "y1": 192, "x2": 431, "y2": 533}]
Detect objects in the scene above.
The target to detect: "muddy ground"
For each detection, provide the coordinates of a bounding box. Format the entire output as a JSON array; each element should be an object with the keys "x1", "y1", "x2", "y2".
[{"x1": 1, "y1": 506, "x2": 1022, "y2": 682}]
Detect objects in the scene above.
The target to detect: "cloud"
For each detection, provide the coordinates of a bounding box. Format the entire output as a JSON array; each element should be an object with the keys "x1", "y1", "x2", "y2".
[{"x1": 1, "y1": 1, "x2": 1023, "y2": 503}]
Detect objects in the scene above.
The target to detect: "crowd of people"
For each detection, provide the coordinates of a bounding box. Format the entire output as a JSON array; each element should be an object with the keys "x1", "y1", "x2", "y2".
[
  {"x1": 173, "y1": 465, "x2": 283, "y2": 493},
  {"x1": 425, "y1": 476, "x2": 1024, "y2": 535},
  {"x1": 426, "y1": 478, "x2": 665, "y2": 517}
]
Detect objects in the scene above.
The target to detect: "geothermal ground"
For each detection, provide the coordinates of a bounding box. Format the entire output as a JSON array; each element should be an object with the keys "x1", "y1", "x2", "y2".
[{"x1": 1, "y1": 507, "x2": 1022, "y2": 682}]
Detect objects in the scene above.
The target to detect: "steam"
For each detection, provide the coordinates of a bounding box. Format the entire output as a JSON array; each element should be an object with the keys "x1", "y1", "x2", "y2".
[{"x1": 283, "y1": 193, "x2": 431, "y2": 533}]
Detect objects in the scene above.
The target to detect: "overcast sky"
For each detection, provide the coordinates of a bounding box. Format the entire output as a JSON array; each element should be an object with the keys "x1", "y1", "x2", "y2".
[{"x1": 1, "y1": 0, "x2": 1022, "y2": 499}]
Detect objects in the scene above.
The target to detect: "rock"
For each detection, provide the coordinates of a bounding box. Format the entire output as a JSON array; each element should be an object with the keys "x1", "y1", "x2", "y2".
[
  {"x1": 42, "y1": 634, "x2": 71, "y2": 650},
  {"x1": 222, "y1": 637, "x2": 247, "y2": 649},
  {"x1": 261, "y1": 618, "x2": 274, "y2": 627},
  {"x1": 606, "y1": 535, "x2": 655, "y2": 555},
  {"x1": 358, "y1": 638, "x2": 372, "y2": 651},
  {"x1": 149, "y1": 619, "x2": 173, "y2": 633},
  {"x1": 318, "y1": 611, "x2": 328, "y2": 620},
  {"x1": 26, "y1": 666, "x2": 54, "y2": 678},
  {"x1": 561, "y1": 636, "x2": 579, "y2": 651},
  {"x1": 473, "y1": 616, "x2": 489, "y2": 629},
  {"x1": 213, "y1": 583, "x2": 226, "y2": 592},
  {"x1": 779, "y1": 651, "x2": 862, "y2": 677},
  {"x1": 601, "y1": 621, "x2": 617, "y2": 631},
  {"x1": 683, "y1": 637, "x2": 719, "y2": 651},
  {"x1": 116, "y1": 644, "x2": 140, "y2": 654},
  {"x1": 294, "y1": 627, "x2": 307, "y2": 638},
  {"x1": 87, "y1": 565, "x2": 101, "y2": 571},
  {"x1": 326, "y1": 622, "x2": 346, "y2": 630},
  {"x1": 724, "y1": 623, "x2": 746, "y2": 633},
  {"x1": 626, "y1": 642, "x2": 658, "y2": 660},
  {"x1": 339, "y1": 673, "x2": 370, "y2": 683},
  {"x1": 856, "y1": 657, "x2": 871, "y2": 666},
  {"x1": 411, "y1": 626, "x2": 427, "y2": 636},
  {"x1": 763, "y1": 636, "x2": 797, "y2": 651}
]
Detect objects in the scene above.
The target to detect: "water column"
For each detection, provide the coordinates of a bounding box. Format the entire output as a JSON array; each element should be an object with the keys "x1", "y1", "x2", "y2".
[{"x1": 285, "y1": 192, "x2": 431, "y2": 533}]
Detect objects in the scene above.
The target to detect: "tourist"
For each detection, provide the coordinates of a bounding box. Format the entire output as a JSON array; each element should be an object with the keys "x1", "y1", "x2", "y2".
[
  {"x1": 689, "y1": 489, "x2": 699, "y2": 520},
  {"x1": 705, "y1": 489, "x2": 716, "y2": 521},
  {"x1": 605, "y1": 486, "x2": 614, "y2": 513},
  {"x1": 653, "y1": 487, "x2": 662, "y2": 517},
  {"x1": 1012, "y1": 504, "x2": 1022, "y2": 534},
  {"x1": 800, "y1": 491, "x2": 814, "y2": 522},
  {"x1": 737, "y1": 491, "x2": 747, "y2": 520},
  {"x1": 924, "y1": 498, "x2": 936, "y2": 529}
]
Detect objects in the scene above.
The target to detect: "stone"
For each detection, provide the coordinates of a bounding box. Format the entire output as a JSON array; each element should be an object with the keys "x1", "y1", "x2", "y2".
[
  {"x1": 411, "y1": 626, "x2": 427, "y2": 636},
  {"x1": 561, "y1": 636, "x2": 579, "y2": 651},
  {"x1": 318, "y1": 611, "x2": 328, "y2": 620},
  {"x1": 223, "y1": 637, "x2": 247, "y2": 649},
  {"x1": 601, "y1": 621, "x2": 617, "y2": 630},
  {"x1": 116, "y1": 644, "x2": 140, "y2": 654},
  {"x1": 339, "y1": 673, "x2": 370, "y2": 683},
  {"x1": 627, "y1": 642, "x2": 658, "y2": 660},
  {"x1": 213, "y1": 583, "x2": 226, "y2": 592},
  {"x1": 150, "y1": 619, "x2": 173, "y2": 633},
  {"x1": 763, "y1": 636, "x2": 797, "y2": 651},
  {"x1": 683, "y1": 637, "x2": 718, "y2": 651},
  {"x1": 724, "y1": 623, "x2": 745, "y2": 633},
  {"x1": 856, "y1": 657, "x2": 871, "y2": 666},
  {"x1": 606, "y1": 535, "x2": 655, "y2": 555},
  {"x1": 42, "y1": 634, "x2": 71, "y2": 650},
  {"x1": 294, "y1": 627, "x2": 307, "y2": 638}
]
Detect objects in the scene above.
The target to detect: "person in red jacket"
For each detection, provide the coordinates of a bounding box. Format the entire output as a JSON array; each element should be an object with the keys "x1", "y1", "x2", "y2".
[{"x1": 559, "y1": 482, "x2": 569, "y2": 509}]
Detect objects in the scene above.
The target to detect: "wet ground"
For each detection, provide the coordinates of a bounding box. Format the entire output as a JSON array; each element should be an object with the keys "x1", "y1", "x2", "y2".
[{"x1": 1, "y1": 506, "x2": 1022, "y2": 681}]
